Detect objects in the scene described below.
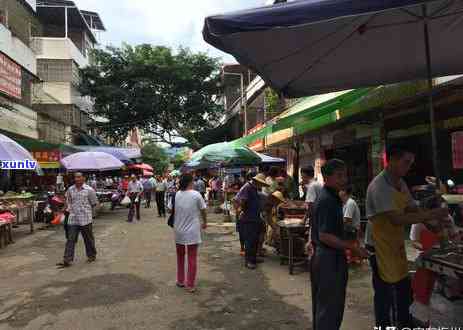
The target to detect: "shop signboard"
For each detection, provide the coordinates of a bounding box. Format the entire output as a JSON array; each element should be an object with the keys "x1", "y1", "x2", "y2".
[
  {"x1": 452, "y1": 132, "x2": 463, "y2": 169},
  {"x1": 266, "y1": 128, "x2": 294, "y2": 146},
  {"x1": 32, "y1": 150, "x2": 62, "y2": 162},
  {"x1": 249, "y1": 139, "x2": 264, "y2": 151},
  {"x1": 0, "y1": 53, "x2": 22, "y2": 99},
  {"x1": 31, "y1": 150, "x2": 62, "y2": 169},
  {"x1": 247, "y1": 123, "x2": 265, "y2": 151}
]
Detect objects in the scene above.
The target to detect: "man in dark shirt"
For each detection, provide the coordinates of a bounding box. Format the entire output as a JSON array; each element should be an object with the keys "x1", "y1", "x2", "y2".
[
  {"x1": 234, "y1": 172, "x2": 269, "y2": 269},
  {"x1": 310, "y1": 159, "x2": 369, "y2": 330}
]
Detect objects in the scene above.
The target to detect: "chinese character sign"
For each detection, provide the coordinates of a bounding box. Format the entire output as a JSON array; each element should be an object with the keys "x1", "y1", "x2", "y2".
[
  {"x1": 32, "y1": 150, "x2": 62, "y2": 162},
  {"x1": 0, "y1": 53, "x2": 22, "y2": 99}
]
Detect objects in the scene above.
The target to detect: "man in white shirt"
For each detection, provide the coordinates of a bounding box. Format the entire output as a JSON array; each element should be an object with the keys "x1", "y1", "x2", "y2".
[
  {"x1": 127, "y1": 174, "x2": 143, "y2": 222},
  {"x1": 339, "y1": 187, "x2": 361, "y2": 236},
  {"x1": 155, "y1": 176, "x2": 167, "y2": 217},
  {"x1": 56, "y1": 173, "x2": 64, "y2": 192},
  {"x1": 301, "y1": 166, "x2": 323, "y2": 222}
]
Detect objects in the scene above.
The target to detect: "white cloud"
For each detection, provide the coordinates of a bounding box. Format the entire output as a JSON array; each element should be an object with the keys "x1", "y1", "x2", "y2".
[{"x1": 75, "y1": 0, "x2": 265, "y2": 62}]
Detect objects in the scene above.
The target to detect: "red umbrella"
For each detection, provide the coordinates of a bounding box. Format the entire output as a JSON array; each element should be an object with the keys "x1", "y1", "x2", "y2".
[
  {"x1": 129, "y1": 163, "x2": 154, "y2": 171},
  {"x1": 143, "y1": 170, "x2": 154, "y2": 177}
]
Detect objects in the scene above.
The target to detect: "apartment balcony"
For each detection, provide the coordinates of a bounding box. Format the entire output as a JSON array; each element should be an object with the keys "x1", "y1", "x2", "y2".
[
  {"x1": 35, "y1": 103, "x2": 89, "y2": 131},
  {"x1": 31, "y1": 37, "x2": 89, "y2": 68},
  {"x1": 0, "y1": 24, "x2": 37, "y2": 74}
]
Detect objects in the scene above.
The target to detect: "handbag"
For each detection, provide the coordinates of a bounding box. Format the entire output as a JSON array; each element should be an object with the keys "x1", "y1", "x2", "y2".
[{"x1": 167, "y1": 192, "x2": 177, "y2": 228}]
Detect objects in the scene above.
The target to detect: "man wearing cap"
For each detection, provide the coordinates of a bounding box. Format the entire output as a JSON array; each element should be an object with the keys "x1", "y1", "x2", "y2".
[
  {"x1": 310, "y1": 159, "x2": 369, "y2": 330},
  {"x1": 234, "y1": 172, "x2": 269, "y2": 269}
]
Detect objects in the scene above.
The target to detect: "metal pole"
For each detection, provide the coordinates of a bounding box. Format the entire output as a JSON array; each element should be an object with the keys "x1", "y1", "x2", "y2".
[
  {"x1": 422, "y1": 5, "x2": 441, "y2": 184},
  {"x1": 64, "y1": 6, "x2": 68, "y2": 38},
  {"x1": 241, "y1": 73, "x2": 248, "y2": 135}
]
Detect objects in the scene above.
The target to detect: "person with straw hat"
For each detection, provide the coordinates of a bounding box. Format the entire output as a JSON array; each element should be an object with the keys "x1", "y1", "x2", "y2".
[
  {"x1": 263, "y1": 190, "x2": 286, "y2": 250},
  {"x1": 234, "y1": 172, "x2": 269, "y2": 269}
]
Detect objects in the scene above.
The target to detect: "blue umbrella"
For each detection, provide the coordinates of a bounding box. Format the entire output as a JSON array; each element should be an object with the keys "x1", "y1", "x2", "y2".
[
  {"x1": 258, "y1": 153, "x2": 286, "y2": 164},
  {"x1": 204, "y1": 0, "x2": 463, "y2": 179}
]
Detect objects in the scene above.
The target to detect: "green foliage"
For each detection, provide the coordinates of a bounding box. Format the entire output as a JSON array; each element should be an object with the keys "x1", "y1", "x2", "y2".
[
  {"x1": 141, "y1": 142, "x2": 169, "y2": 175},
  {"x1": 264, "y1": 88, "x2": 279, "y2": 117},
  {"x1": 171, "y1": 149, "x2": 189, "y2": 169},
  {"x1": 79, "y1": 44, "x2": 224, "y2": 148}
]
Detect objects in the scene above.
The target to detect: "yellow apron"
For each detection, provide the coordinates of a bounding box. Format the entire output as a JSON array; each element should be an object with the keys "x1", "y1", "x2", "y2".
[{"x1": 371, "y1": 190, "x2": 410, "y2": 283}]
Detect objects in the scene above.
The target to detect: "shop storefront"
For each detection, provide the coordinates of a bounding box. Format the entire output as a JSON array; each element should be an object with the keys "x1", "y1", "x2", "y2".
[{"x1": 385, "y1": 99, "x2": 463, "y2": 188}]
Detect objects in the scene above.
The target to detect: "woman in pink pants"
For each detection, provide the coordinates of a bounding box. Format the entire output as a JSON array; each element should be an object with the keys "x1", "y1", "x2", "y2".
[{"x1": 169, "y1": 174, "x2": 207, "y2": 293}]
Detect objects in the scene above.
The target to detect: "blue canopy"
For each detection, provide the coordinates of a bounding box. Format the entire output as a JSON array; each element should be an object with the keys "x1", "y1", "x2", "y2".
[
  {"x1": 258, "y1": 153, "x2": 286, "y2": 164},
  {"x1": 203, "y1": 0, "x2": 463, "y2": 97}
]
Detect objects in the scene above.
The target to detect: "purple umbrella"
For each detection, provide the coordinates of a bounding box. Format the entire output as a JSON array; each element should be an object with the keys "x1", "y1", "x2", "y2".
[
  {"x1": 61, "y1": 152, "x2": 124, "y2": 171},
  {"x1": 75, "y1": 146, "x2": 132, "y2": 163},
  {"x1": 0, "y1": 133, "x2": 42, "y2": 173},
  {"x1": 0, "y1": 133, "x2": 36, "y2": 161}
]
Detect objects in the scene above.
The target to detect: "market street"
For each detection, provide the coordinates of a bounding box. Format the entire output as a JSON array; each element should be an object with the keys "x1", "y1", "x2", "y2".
[{"x1": 0, "y1": 206, "x2": 374, "y2": 330}]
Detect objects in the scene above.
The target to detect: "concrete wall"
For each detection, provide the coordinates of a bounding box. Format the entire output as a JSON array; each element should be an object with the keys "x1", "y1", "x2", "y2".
[
  {"x1": 40, "y1": 81, "x2": 72, "y2": 104},
  {"x1": 0, "y1": 24, "x2": 37, "y2": 74},
  {"x1": 1, "y1": 0, "x2": 42, "y2": 46},
  {"x1": 32, "y1": 38, "x2": 89, "y2": 68},
  {"x1": 0, "y1": 100, "x2": 38, "y2": 139}
]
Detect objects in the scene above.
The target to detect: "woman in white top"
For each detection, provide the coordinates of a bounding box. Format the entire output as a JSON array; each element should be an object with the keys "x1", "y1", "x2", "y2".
[{"x1": 168, "y1": 174, "x2": 207, "y2": 293}]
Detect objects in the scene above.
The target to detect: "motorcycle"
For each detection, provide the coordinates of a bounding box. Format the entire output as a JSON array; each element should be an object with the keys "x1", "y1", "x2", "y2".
[{"x1": 110, "y1": 190, "x2": 126, "y2": 210}]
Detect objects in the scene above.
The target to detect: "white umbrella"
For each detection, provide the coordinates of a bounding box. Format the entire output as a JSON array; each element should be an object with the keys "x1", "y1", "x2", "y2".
[{"x1": 60, "y1": 152, "x2": 124, "y2": 171}]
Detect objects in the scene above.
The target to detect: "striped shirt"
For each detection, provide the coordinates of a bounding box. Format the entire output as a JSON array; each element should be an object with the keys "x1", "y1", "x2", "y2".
[{"x1": 66, "y1": 184, "x2": 98, "y2": 226}]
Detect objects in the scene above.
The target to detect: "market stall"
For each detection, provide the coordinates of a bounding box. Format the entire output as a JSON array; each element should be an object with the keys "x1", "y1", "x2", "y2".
[
  {"x1": 0, "y1": 192, "x2": 35, "y2": 235},
  {"x1": 277, "y1": 200, "x2": 307, "y2": 275}
]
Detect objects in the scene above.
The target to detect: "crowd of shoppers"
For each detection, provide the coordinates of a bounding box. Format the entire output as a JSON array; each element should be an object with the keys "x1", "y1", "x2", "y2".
[{"x1": 53, "y1": 144, "x2": 455, "y2": 329}]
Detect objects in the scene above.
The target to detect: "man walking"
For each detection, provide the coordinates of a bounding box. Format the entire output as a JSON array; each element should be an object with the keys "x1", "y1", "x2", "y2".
[
  {"x1": 127, "y1": 174, "x2": 143, "y2": 222},
  {"x1": 234, "y1": 173, "x2": 269, "y2": 269},
  {"x1": 142, "y1": 175, "x2": 154, "y2": 208},
  {"x1": 57, "y1": 172, "x2": 98, "y2": 268},
  {"x1": 365, "y1": 145, "x2": 448, "y2": 329},
  {"x1": 310, "y1": 159, "x2": 369, "y2": 330},
  {"x1": 155, "y1": 175, "x2": 167, "y2": 217},
  {"x1": 194, "y1": 175, "x2": 206, "y2": 199}
]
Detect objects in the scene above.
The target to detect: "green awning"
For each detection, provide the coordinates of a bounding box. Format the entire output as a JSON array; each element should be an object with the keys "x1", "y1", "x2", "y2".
[
  {"x1": 273, "y1": 88, "x2": 373, "y2": 133},
  {"x1": 230, "y1": 81, "x2": 429, "y2": 147},
  {"x1": 231, "y1": 124, "x2": 273, "y2": 146},
  {"x1": 11, "y1": 137, "x2": 80, "y2": 156}
]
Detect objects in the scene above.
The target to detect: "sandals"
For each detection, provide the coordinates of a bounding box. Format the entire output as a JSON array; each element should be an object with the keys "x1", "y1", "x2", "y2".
[
  {"x1": 177, "y1": 283, "x2": 195, "y2": 293},
  {"x1": 56, "y1": 262, "x2": 71, "y2": 268},
  {"x1": 185, "y1": 287, "x2": 196, "y2": 293}
]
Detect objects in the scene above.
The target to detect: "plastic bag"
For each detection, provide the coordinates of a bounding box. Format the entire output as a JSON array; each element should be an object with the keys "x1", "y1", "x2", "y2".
[
  {"x1": 120, "y1": 196, "x2": 131, "y2": 206},
  {"x1": 51, "y1": 213, "x2": 65, "y2": 225}
]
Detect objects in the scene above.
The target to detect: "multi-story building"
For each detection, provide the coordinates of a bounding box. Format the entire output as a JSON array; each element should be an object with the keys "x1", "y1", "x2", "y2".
[
  {"x1": 31, "y1": 0, "x2": 105, "y2": 144},
  {"x1": 0, "y1": 0, "x2": 42, "y2": 139}
]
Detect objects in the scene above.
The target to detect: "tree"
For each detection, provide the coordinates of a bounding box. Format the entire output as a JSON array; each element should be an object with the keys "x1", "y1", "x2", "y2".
[
  {"x1": 171, "y1": 149, "x2": 189, "y2": 169},
  {"x1": 141, "y1": 142, "x2": 169, "y2": 175},
  {"x1": 80, "y1": 44, "x2": 224, "y2": 148}
]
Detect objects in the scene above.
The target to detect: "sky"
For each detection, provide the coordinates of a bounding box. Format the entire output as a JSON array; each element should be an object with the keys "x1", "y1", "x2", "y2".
[{"x1": 75, "y1": 0, "x2": 269, "y2": 63}]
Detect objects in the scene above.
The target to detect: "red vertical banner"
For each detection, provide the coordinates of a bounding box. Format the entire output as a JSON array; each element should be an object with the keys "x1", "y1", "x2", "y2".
[
  {"x1": 0, "y1": 53, "x2": 22, "y2": 99},
  {"x1": 452, "y1": 132, "x2": 463, "y2": 169}
]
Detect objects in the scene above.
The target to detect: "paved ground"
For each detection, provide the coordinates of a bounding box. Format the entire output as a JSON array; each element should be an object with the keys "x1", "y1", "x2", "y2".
[{"x1": 0, "y1": 205, "x2": 375, "y2": 330}]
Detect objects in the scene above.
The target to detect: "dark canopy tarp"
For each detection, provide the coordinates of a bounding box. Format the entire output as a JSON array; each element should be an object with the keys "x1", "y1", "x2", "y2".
[{"x1": 203, "y1": 0, "x2": 463, "y2": 97}]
